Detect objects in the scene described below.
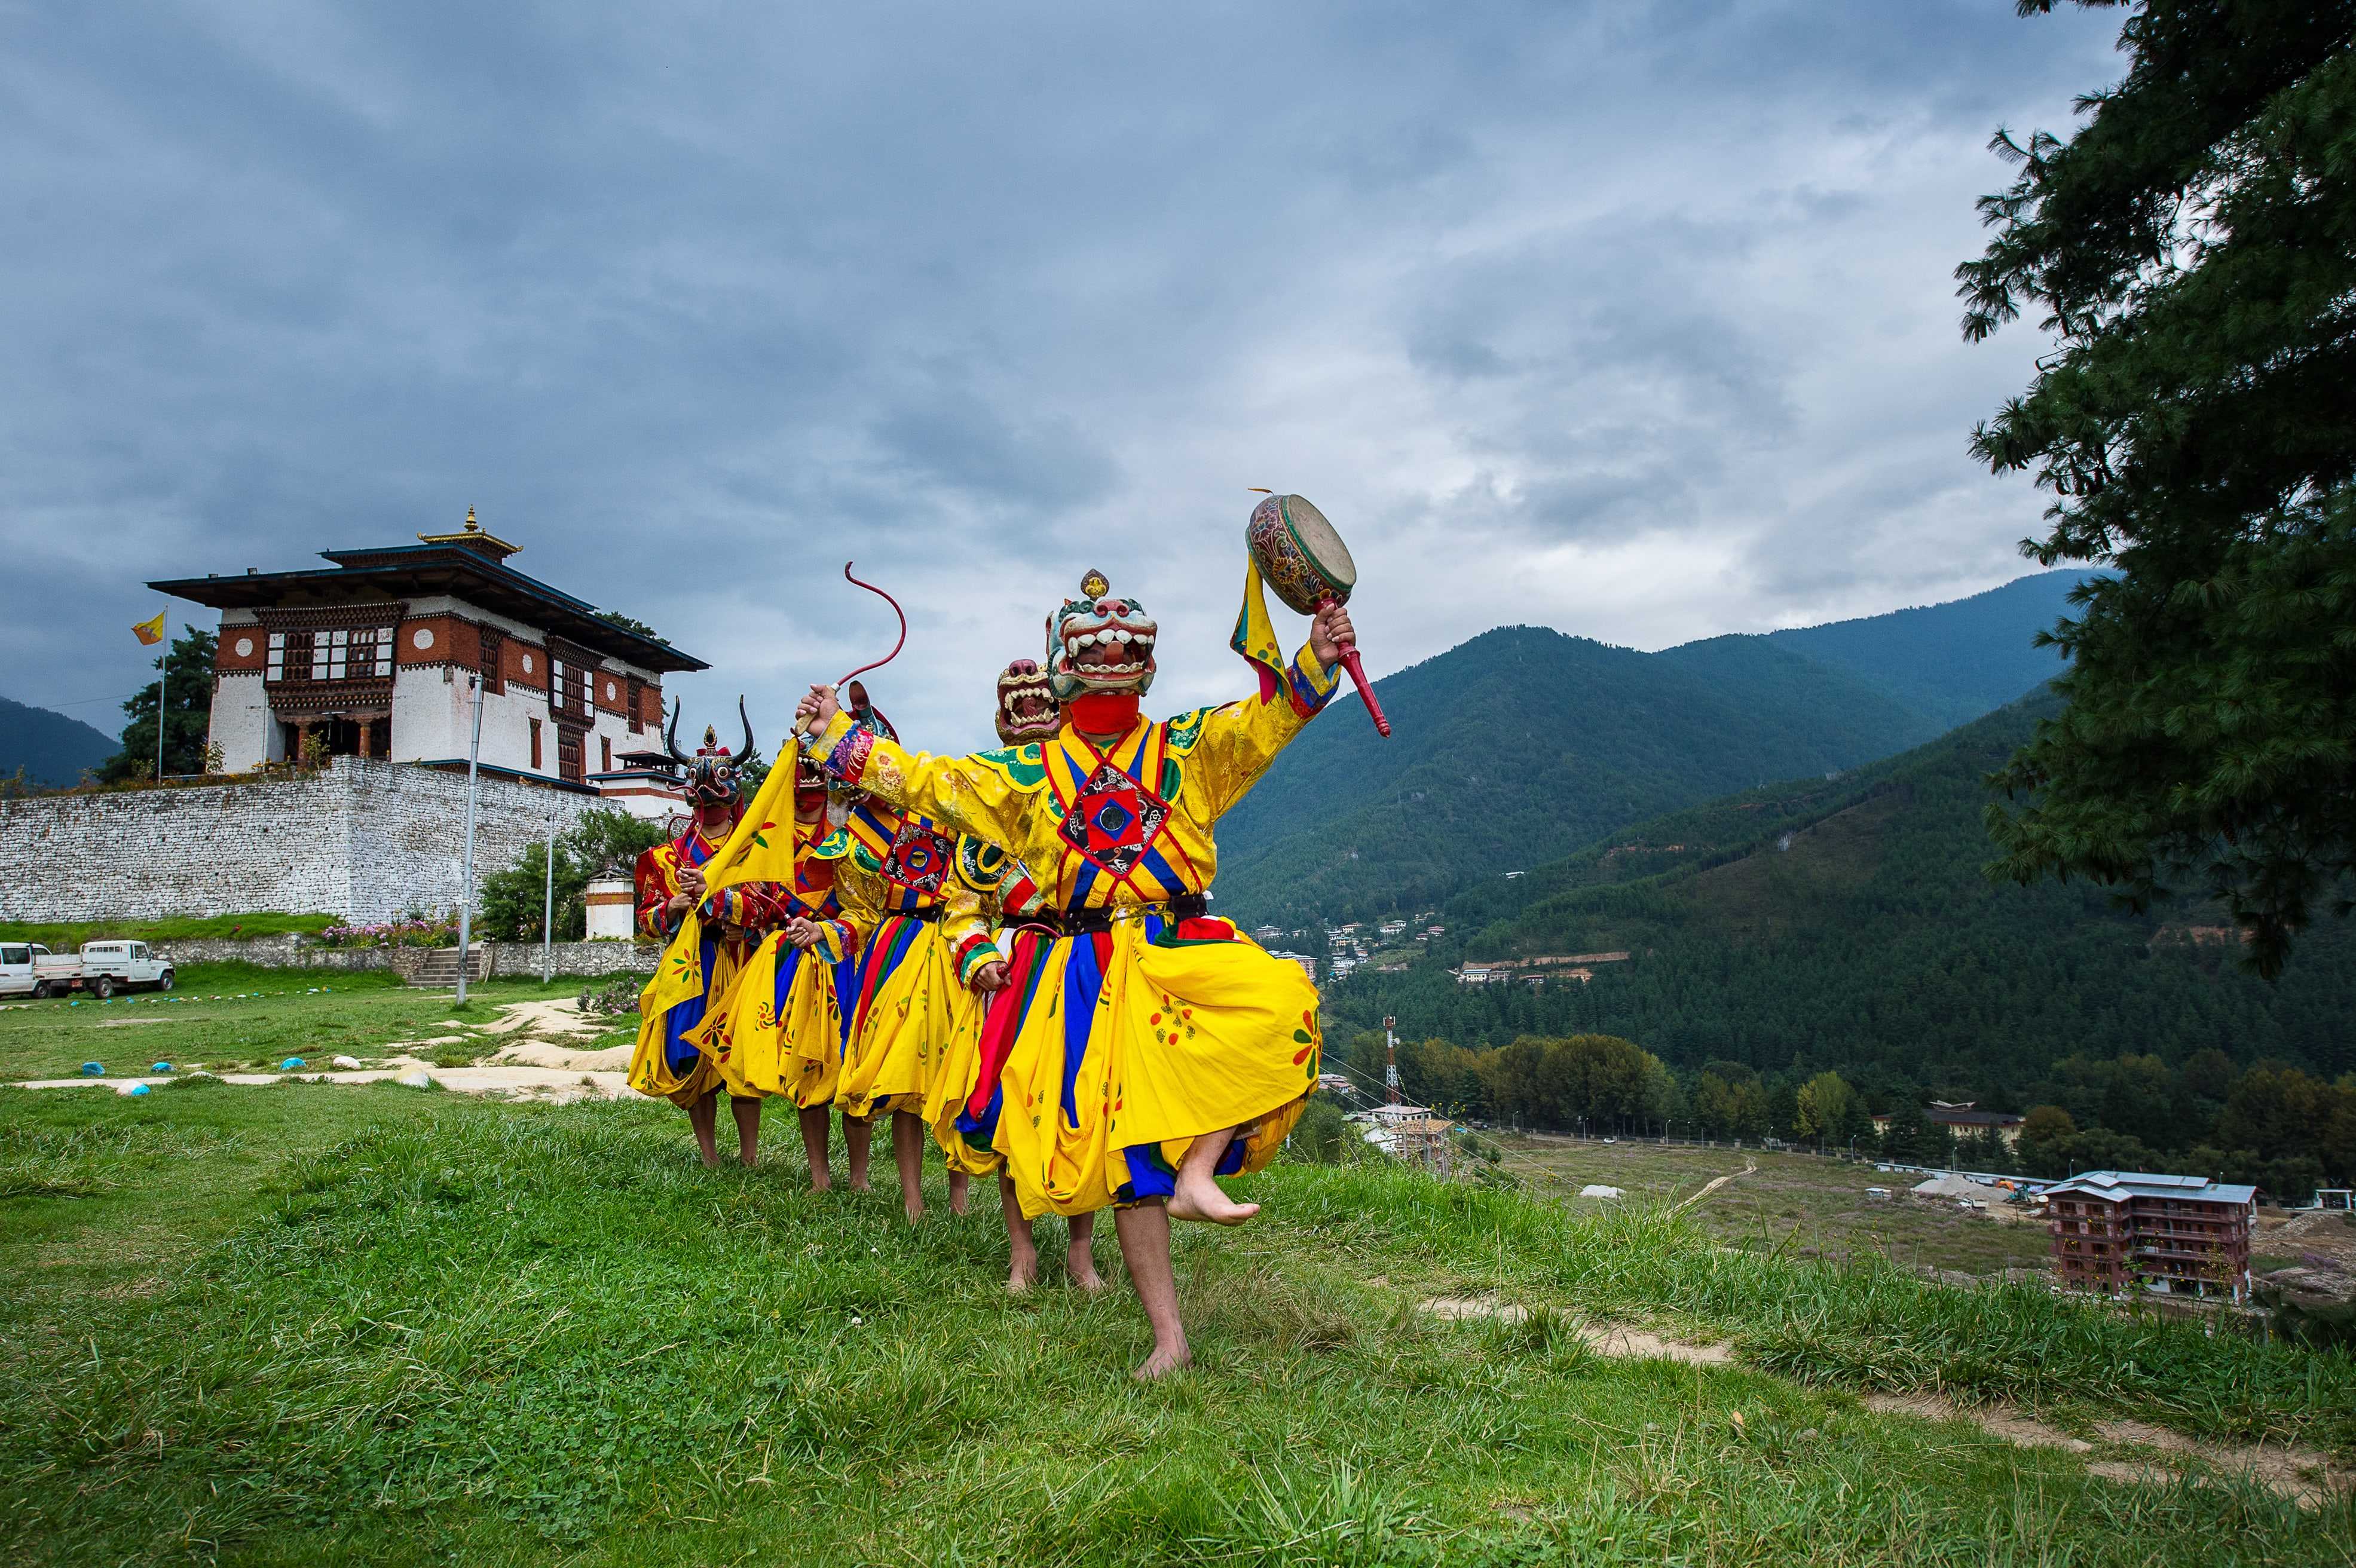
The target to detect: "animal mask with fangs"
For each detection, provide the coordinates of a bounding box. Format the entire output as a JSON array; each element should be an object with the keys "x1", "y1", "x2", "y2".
[{"x1": 1045, "y1": 569, "x2": 1157, "y2": 701}]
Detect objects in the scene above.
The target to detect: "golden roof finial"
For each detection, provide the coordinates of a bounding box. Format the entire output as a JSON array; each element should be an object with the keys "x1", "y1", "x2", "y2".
[
  {"x1": 464, "y1": 506, "x2": 479, "y2": 532},
  {"x1": 1081, "y1": 568, "x2": 1110, "y2": 599}
]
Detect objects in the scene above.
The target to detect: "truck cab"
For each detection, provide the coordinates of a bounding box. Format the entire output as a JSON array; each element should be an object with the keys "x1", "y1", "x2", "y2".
[{"x1": 0, "y1": 942, "x2": 36, "y2": 999}]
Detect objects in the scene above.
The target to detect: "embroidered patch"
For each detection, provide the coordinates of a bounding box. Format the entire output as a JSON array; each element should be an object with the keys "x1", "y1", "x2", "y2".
[
  {"x1": 1058, "y1": 761, "x2": 1171, "y2": 880},
  {"x1": 883, "y1": 822, "x2": 956, "y2": 895}
]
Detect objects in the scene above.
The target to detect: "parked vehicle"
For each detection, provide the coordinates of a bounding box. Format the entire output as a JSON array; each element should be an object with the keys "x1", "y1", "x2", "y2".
[
  {"x1": 33, "y1": 941, "x2": 174, "y2": 999},
  {"x1": 0, "y1": 941, "x2": 38, "y2": 999}
]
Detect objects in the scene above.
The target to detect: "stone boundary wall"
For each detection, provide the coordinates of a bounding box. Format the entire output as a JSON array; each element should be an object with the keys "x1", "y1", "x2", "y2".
[
  {"x1": 143, "y1": 933, "x2": 657, "y2": 979},
  {"x1": 0, "y1": 758, "x2": 613, "y2": 925}
]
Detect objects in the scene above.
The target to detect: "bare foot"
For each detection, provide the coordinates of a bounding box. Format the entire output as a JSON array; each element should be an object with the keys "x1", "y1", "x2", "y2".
[
  {"x1": 1168, "y1": 1171, "x2": 1259, "y2": 1226},
  {"x1": 1070, "y1": 1256, "x2": 1107, "y2": 1293},
  {"x1": 809, "y1": 1173, "x2": 831, "y2": 1193},
  {"x1": 950, "y1": 1193, "x2": 971, "y2": 1216},
  {"x1": 847, "y1": 1180, "x2": 873, "y2": 1195},
  {"x1": 904, "y1": 1201, "x2": 925, "y2": 1223},
  {"x1": 699, "y1": 1152, "x2": 722, "y2": 1170},
  {"x1": 1007, "y1": 1252, "x2": 1038, "y2": 1295},
  {"x1": 1133, "y1": 1344, "x2": 1192, "y2": 1380}
]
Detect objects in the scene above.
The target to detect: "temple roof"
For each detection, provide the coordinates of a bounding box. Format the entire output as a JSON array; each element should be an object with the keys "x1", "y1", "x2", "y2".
[{"x1": 149, "y1": 521, "x2": 705, "y2": 673}]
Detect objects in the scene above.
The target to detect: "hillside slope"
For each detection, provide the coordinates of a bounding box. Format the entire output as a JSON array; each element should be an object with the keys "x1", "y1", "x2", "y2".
[
  {"x1": 1326, "y1": 693, "x2": 2356, "y2": 1093},
  {"x1": 0, "y1": 694, "x2": 116, "y2": 788},
  {"x1": 1731, "y1": 568, "x2": 2089, "y2": 730},
  {"x1": 1212, "y1": 627, "x2": 1942, "y2": 929}
]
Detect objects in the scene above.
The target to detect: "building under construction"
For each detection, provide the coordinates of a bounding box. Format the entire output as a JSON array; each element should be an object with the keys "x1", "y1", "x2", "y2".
[{"x1": 2044, "y1": 1170, "x2": 2256, "y2": 1303}]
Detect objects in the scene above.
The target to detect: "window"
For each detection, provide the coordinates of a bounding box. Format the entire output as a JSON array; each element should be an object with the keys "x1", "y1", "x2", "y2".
[
  {"x1": 601, "y1": 736, "x2": 612, "y2": 772},
  {"x1": 550, "y1": 659, "x2": 567, "y2": 715},
  {"x1": 267, "y1": 631, "x2": 286, "y2": 679},
  {"x1": 530, "y1": 718, "x2": 543, "y2": 771},
  {"x1": 626, "y1": 675, "x2": 645, "y2": 734},
  {"x1": 477, "y1": 627, "x2": 504, "y2": 695}
]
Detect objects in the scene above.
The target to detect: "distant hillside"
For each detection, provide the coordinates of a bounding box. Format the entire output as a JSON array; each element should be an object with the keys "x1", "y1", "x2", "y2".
[
  {"x1": 0, "y1": 694, "x2": 116, "y2": 788},
  {"x1": 1212, "y1": 626, "x2": 1944, "y2": 930},
  {"x1": 1324, "y1": 693, "x2": 2356, "y2": 1095},
  {"x1": 1733, "y1": 569, "x2": 2091, "y2": 730}
]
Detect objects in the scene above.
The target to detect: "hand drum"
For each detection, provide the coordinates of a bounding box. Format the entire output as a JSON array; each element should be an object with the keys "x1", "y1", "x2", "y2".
[{"x1": 1245, "y1": 494, "x2": 1390, "y2": 737}]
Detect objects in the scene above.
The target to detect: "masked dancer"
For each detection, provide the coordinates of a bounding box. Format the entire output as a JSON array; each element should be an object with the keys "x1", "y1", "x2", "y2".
[
  {"x1": 626, "y1": 703, "x2": 788, "y2": 1168},
  {"x1": 822, "y1": 682, "x2": 1003, "y2": 1223},
  {"x1": 798, "y1": 571, "x2": 1353, "y2": 1375},
  {"x1": 925, "y1": 660, "x2": 1103, "y2": 1291}
]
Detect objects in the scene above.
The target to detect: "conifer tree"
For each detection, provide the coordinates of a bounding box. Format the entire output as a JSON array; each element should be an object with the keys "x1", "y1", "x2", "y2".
[{"x1": 1962, "y1": 1, "x2": 2356, "y2": 975}]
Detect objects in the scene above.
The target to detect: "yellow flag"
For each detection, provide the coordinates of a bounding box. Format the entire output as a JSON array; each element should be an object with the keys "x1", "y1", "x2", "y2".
[
  {"x1": 1230, "y1": 558, "x2": 1287, "y2": 700},
  {"x1": 637, "y1": 740, "x2": 804, "y2": 1020},
  {"x1": 132, "y1": 610, "x2": 167, "y2": 647}
]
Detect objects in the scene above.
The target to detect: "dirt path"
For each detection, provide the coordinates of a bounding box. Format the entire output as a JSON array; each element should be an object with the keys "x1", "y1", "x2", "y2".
[
  {"x1": 1862, "y1": 1392, "x2": 2350, "y2": 1509},
  {"x1": 8, "y1": 998, "x2": 641, "y2": 1105},
  {"x1": 1416, "y1": 1296, "x2": 2348, "y2": 1508},
  {"x1": 1671, "y1": 1157, "x2": 1757, "y2": 1215}
]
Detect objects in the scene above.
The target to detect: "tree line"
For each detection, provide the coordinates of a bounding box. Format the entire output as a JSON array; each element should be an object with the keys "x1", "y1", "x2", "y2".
[{"x1": 1338, "y1": 1029, "x2": 2356, "y2": 1204}]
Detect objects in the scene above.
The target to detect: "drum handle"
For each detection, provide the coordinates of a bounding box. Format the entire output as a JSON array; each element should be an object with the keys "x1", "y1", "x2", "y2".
[{"x1": 1319, "y1": 595, "x2": 1391, "y2": 737}]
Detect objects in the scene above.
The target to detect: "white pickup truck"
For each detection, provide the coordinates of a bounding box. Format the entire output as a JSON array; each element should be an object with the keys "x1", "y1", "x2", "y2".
[{"x1": 27, "y1": 940, "x2": 176, "y2": 1000}]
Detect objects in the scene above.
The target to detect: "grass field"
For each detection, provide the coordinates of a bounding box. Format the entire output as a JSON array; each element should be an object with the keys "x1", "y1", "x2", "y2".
[
  {"x1": 2, "y1": 985, "x2": 2353, "y2": 1564},
  {"x1": 0, "y1": 912, "x2": 339, "y2": 950},
  {"x1": 0, "y1": 965, "x2": 617, "y2": 1082},
  {"x1": 1495, "y1": 1134, "x2": 2056, "y2": 1276}
]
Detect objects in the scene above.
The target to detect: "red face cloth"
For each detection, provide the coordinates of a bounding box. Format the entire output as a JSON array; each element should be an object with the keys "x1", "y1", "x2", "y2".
[{"x1": 1067, "y1": 691, "x2": 1141, "y2": 735}]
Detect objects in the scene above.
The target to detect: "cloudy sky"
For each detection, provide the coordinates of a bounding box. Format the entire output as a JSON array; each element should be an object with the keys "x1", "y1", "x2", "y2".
[{"x1": 1, "y1": 1, "x2": 2122, "y2": 752}]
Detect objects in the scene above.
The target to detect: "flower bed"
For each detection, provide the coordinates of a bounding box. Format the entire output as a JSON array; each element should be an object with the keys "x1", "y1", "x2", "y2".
[{"x1": 315, "y1": 918, "x2": 459, "y2": 950}]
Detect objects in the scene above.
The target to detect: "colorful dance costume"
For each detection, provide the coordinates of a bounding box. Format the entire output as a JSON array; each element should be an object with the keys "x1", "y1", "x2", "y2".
[
  {"x1": 923, "y1": 658, "x2": 1066, "y2": 1176},
  {"x1": 694, "y1": 816, "x2": 862, "y2": 1106},
  {"x1": 626, "y1": 709, "x2": 785, "y2": 1105},
  {"x1": 806, "y1": 573, "x2": 1340, "y2": 1217},
  {"x1": 829, "y1": 799, "x2": 997, "y2": 1121}
]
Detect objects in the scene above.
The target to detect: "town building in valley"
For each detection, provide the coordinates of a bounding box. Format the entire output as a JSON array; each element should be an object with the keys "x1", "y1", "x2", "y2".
[
  {"x1": 2045, "y1": 1170, "x2": 2256, "y2": 1303},
  {"x1": 154, "y1": 512, "x2": 706, "y2": 788}
]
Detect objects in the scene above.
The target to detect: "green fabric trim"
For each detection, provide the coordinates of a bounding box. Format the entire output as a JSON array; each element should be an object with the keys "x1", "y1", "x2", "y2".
[
  {"x1": 969, "y1": 742, "x2": 1048, "y2": 790},
  {"x1": 1162, "y1": 706, "x2": 1213, "y2": 755},
  {"x1": 812, "y1": 828, "x2": 853, "y2": 862}
]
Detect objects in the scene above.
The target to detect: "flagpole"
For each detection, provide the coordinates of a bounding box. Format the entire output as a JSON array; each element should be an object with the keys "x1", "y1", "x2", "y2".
[{"x1": 154, "y1": 605, "x2": 169, "y2": 782}]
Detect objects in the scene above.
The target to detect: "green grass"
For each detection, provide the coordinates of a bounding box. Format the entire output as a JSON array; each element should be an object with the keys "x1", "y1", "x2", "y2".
[
  {"x1": 0, "y1": 912, "x2": 339, "y2": 949},
  {"x1": 1, "y1": 1085, "x2": 2350, "y2": 1566},
  {"x1": 0, "y1": 968, "x2": 582, "y2": 1082}
]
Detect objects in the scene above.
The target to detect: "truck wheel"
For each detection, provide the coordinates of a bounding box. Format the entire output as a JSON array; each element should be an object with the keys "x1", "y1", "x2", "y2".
[
  {"x1": 32, "y1": 982, "x2": 51, "y2": 1000},
  {"x1": 94, "y1": 976, "x2": 115, "y2": 1000},
  {"x1": 158, "y1": 971, "x2": 175, "y2": 992}
]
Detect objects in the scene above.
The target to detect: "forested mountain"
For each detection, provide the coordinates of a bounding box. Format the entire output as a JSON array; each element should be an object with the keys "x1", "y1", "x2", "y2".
[
  {"x1": 1324, "y1": 693, "x2": 2356, "y2": 1100},
  {"x1": 1214, "y1": 571, "x2": 2093, "y2": 930},
  {"x1": 1212, "y1": 627, "x2": 1942, "y2": 929},
  {"x1": 1734, "y1": 569, "x2": 2088, "y2": 730},
  {"x1": 0, "y1": 694, "x2": 116, "y2": 788}
]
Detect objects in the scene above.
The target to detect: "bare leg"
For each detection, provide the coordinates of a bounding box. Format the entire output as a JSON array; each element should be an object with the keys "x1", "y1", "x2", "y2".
[
  {"x1": 948, "y1": 1166, "x2": 971, "y2": 1217},
  {"x1": 729, "y1": 1095, "x2": 762, "y2": 1168},
  {"x1": 1001, "y1": 1171, "x2": 1039, "y2": 1294},
  {"x1": 1168, "y1": 1125, "x2": 1259, "y2": 1226},
  {"x1": 845, "y1": 1114, "x2": 874, "y2": 1192},
  {"x1": 1113, "y1": 1201, "x2": 1189, "y2": 1378},
  {"x1": 891, "y1": 1110, "x2": 926, "y2": 1221},
  {"x1": 797, "y1": 1104, "x2": 833, "y2": 1192},
  {"x1": 687, "y1": 1089, "x2": 721, "y2": 1169},
  {"x1": 1067, "y1": 1209, "x2": 1105, "y2": 1293}
]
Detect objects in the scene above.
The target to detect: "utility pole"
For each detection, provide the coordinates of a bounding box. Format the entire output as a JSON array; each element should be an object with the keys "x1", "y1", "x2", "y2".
[
  {"x1": 539, "y1": 806, "x2": 557, "y2": 985},
  {"x1": 454, "y1": 674, "x2": 485, "y2": 1003},
  {"x1": 1383, "y1": 1014, "x2": 1400, "y2": 1105}
]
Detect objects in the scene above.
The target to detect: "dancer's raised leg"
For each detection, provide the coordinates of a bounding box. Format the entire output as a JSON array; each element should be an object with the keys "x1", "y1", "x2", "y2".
[{"x1": 1168, "y1": 1125, "x2": 1259, "y2": 1225}]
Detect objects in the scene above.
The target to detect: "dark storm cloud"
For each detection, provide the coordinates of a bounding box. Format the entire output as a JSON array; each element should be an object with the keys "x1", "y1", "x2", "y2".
[{"x1": 0, "y1": 1, "x2": 2122, "y2": 749}]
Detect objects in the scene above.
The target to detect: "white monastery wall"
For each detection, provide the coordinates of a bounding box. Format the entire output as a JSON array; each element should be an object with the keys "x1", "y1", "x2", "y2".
[
  {"x1": 0, "y1": 758, "x2": 611, "y2": 924},
  {"x1": 208, "y1": 670, "x2": 274, "y2": 768}
]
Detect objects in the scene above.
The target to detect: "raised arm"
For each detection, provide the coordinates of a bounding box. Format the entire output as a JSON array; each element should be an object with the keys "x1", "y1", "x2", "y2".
[
  {"x1": 1188, "y1": 639, "x2": 1342, "y2": 817},
  {"x1": 800, "y1": 711, "x2": 1039, "y2": 847}
]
